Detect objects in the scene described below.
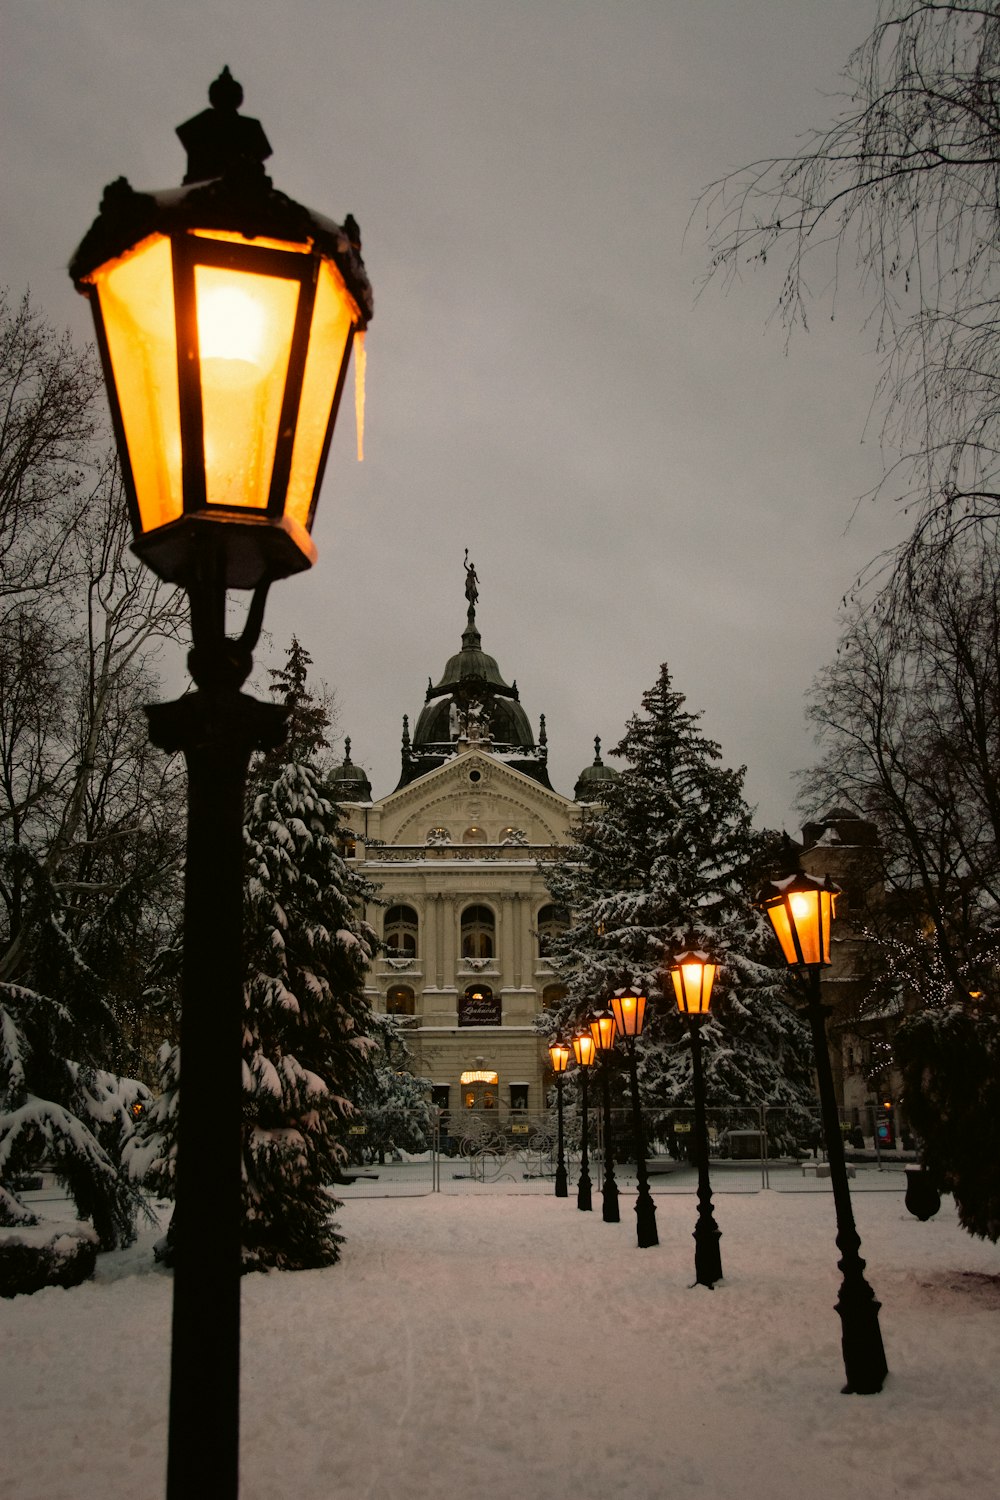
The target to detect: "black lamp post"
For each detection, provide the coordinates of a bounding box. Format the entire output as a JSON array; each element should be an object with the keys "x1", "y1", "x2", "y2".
[
  {"x1": 588, "y1": 1008, "x2": 620, "y2": 1223},
  {"x1": 548, "y1": 1037, "x2": 571, "y2": 1197},
  {"x1": 610, "y1": 987, "x2": 658, "y2": 1248},
  {"x1": 756, "y1": 870, "x2": 888, "y2": 1395},
  {"x1": 668, "y1": 948, "x2": 723, "y2": 1288},
  {"x1": 572, "y1": 1031, "x2": 596, "y2": 1211},
  {"x1": 70, "y1": 72, "x2": 373, "y2": 1498}
]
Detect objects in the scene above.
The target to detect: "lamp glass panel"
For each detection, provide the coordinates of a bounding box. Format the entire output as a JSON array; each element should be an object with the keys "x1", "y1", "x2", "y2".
[
  {"x1": 611, "y1": 991, "x2": 646, "y2": 1038},
  {"x1": 285, "y1": 259, "x2": 358, "y2": 531},
  {"x1": 92, "y1": 235, "x2": 183, "y2": 534},
  {"x1": 194, "y1": 264, "x2": 300, "y2": 511},
  {"x1": 589, "y1": 1013, "x2": 617, "y2": 1051},
  {"x1": 764, "y1": 897, "x2": 802, "y2": 967},
  {"x1": 549, "y1": 1042, "x2": 571, "y2": 1074},
  {"x1": 672, "y1": 962, "x2": 716, "y2": 1015},
  {"x1": 572, "y1": 1034, "x2": 596, "y2": 1067}
]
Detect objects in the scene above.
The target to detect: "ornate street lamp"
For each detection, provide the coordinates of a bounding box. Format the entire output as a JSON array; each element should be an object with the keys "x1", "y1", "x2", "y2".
[
  {"x1": 668, "y1": 947, "x2": 722, "y2": 1288},
  {"x1": 548, "y1": 1037, "x2": 572, "y2": 1198},
  {"x1": 588, "y1": 1007, "x2": 620, "y2": 1223},
  {"x1": 70, "y1": 72, "x2": 373, "y2": 1499},
  {"x1": 610, "y1": 986, "x2": 658, "y2": 1247},
  {"x1": 756, "y1": 870, "x2": 888, "y2": 1395},
  {"x1": 572, "y1": 1031, "x2": 596, "y2": 1211}
]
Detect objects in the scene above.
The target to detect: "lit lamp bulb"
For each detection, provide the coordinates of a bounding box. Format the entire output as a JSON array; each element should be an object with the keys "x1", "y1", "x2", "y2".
[{"x1": 197, "y1": 281, "x2": 269, "y2": 371}]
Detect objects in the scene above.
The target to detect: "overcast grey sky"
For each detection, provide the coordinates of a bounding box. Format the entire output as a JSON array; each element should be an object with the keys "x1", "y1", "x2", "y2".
[{"x1": 3, "y1": 0, "x2": 904, "y2": 830}]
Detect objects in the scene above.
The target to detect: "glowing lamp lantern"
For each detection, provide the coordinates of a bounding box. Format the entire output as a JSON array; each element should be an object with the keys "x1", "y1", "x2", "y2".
[
  {"x1": 610, "y1": 986, "x2": 647, "y2": 1040},
  {"x1": 755, "y1": 871, "x2": 841, "y2": 970},
  {"x1": 589, "y1": 1007, "x2": 618, "y2": 1054},
  {"x1": 572, "y1": 1032, "x2": 597, "y2": 1068},
  {"x1": 68, "y1": 68, "x2": 373, "y2": 592},
  {"x1": 669, "y1": 949, "x2": 717, "y2": 1017},
  {"x1": 548, "y1": 1038, "x2": 572, "y2": 1075}
]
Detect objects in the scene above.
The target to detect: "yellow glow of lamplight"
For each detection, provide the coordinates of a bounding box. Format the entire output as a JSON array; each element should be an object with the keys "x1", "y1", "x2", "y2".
[
  {"x1": 572, "y1": 1033, "x2": 596, "y2": 1067},
  {"x1": 670, "y1": 958, "x2": 716, "y2": 1016},
  {"x1": 197, "y1": 282, "x2": 269, "y2": 364}
]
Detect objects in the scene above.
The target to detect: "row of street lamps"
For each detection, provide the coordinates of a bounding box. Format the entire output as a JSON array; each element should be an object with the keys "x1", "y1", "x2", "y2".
[
  {"x1": 70, "y1": 75, "x2": 886, "y2": 1499},
  {"x1": 547, "y1": 873, "x2": 889, "y2": 1397}
]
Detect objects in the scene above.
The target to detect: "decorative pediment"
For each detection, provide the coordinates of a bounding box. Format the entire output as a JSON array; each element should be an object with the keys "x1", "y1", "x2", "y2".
[{"x1": 372, "y1": 749, "x2": 574, "y2": 848}]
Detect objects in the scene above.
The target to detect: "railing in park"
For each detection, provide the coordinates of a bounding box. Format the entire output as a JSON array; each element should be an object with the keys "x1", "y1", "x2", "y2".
[{"x1": 334, "y1": 1103, "x2": 918, "y2": 1199}]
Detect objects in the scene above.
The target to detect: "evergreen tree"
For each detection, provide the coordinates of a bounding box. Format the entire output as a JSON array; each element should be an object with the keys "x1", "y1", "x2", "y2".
[
  {"x1": 358, "y1": 1059, "x2": 433, "y2": 1165},
  {"x1": 895, "y1": 1001, "x2": 1000, "y2": 1244},
  {"x1": 0, "y1": 865, "x2": 148, "y2": 1246},
  {"x1": 255, "y1": 635, "x2": 336, "y2": 783},
  {"x1": 130, "y1": 639, "x2": 385, "y2": 1270},
  {"x1": 240, "y1": 756, "x2": 382, "y2": 1269},
  {"x1": 542, "y1": 665, "x2": 816, "y2": 1135}
]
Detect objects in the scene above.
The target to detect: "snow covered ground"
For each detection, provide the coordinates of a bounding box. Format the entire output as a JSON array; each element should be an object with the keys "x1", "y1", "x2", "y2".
[{"x1": 2, "y1": 1181, "x2": 998, "y2": 1500}]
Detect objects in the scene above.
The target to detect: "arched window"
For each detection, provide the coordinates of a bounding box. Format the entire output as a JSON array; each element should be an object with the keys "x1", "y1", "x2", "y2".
[
  {"x1": 459, "y1": 984, "x2": 500, "y2": 1027},
  {"x1": 463, "y1": 825, "x2": 487, "y2": 844},
  {"x1": 384, "y1": 904, "x2": 418, "y2": 958},
  {"x1": 386, "y1": 985, "x2": 415, "y2": 1016},
  {"x1": 542, "y1": 983, "x2": 567, "y2": 1010},
  {"x1": 536, "y1": 904, "x2": 569, "y2": 957},
  {"x1": 461, "y1": 904, "x2": 495, "y2": 959}
]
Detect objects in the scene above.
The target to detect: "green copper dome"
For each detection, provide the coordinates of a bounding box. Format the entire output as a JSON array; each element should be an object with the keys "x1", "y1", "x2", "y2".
[
  {"x1": 574, "y1": 737, "x2": 620, "y2": 802},
  {"x1": 396, "y1": 555, "x2": 552, "y2": 790},
  {"x1": 329, "y1": 738, "x2": 372, "y2": 803}
]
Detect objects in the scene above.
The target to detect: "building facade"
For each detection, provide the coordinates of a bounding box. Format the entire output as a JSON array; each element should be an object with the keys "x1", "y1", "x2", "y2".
[{"x1": 332, "y1": 562, "x2": 614, "y2": 1122}]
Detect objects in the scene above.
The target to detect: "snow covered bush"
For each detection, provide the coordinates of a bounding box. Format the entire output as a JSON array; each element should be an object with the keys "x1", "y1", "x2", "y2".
[{"x1": 0, "y1": 981, "x2": 148, "y2": 1250}]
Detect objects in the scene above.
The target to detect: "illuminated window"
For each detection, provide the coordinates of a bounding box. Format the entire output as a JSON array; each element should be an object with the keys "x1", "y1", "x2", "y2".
[
  {"x1": 459, "y1": 984, "x2": 499, "y2": 1026},
  {"x1": 461, "y1": 904, "x2": 495, "y2": 958},
  {"x1": 384, "y1": 904, "x2": 418, "y2": 958},
  {"x1": 386, "y1": 985, "x2": 415, "y2": 1016},
  {"x1": 463, "y1": 825, "x2": 487, "y2": 844},
  {"x1": 461, "y1": 1069, "x2": 499, "y2": 1108}
]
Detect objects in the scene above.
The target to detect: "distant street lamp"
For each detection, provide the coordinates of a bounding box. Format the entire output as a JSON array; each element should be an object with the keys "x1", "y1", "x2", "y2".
[
  {"x1": 572, "y1": 1031, "x2": 596, "y2": 1211},
  {"x1": 668, "y1": 947, "x2": 723, "y2": 1288},
  {"x1": 70, "y1": 70, "x2": 373, "y2": 1498},
  {"x1": 756, "y1": 870, "x2": 888, "y2": 1395},
  {"x1": 588, "y1": 1007, "x2": 620, "y2": 1223},
  {"x1": 548, "y1": 1037, "x2": 571, "y2": 1197},
  {"x1": 610, "y1": 987, "x2": 658, "y2": 1247}
]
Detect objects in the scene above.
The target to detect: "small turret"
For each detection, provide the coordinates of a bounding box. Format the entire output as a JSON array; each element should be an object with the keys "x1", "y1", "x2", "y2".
[
  {"x1": 329, "y1": 737, "x2": 372, "y2": 803},
  {"x1": 574, "y1": 736, "x2": 620, "y2": 802}
]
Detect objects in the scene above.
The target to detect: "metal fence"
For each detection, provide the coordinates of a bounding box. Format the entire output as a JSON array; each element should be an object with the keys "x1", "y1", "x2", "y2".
[{"x1": 334, "y1": 1102, "x2": 917, "y2": 1198}]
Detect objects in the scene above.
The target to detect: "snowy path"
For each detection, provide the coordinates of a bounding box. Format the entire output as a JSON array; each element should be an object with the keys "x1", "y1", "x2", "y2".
[{"x1": 2, "y1": 1190, "x2": 998, "y2": 1499}]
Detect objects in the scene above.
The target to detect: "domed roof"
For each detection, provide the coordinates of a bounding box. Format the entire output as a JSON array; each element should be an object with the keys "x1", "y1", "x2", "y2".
[
  {"x1": 396, "y1": 555, "x2": 552, "y2": 790},
  {"x1": 574, "y1": 737, "x2": 620, "y2": 802},
  {"x1": 329, "y1": 738, "x2": 372, "y2": 803}
]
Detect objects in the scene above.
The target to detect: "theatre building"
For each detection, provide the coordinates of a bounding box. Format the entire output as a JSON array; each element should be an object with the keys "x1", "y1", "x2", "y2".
[{"x1": 331, "y1": 562, "x2": 615, "y2": 1121}]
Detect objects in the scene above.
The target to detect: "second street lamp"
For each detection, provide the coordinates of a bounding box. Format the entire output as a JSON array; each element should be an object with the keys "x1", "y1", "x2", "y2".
[
  {"x1": 572, "y1": 1031, "x2": 596, "y2": 1212},
  {"x1": 548, "y1": 1037, "x2": 571, "y2": 1198},
  {"x1": 589, "y1": 1007, "x2": 620, "y2": 1223},
  {"x1": 756, "y1": 869, "x2": 888, "y2": 1395},
  {"x1": 610, "y1": 986, "x2": 658, "y2": 1248},
  {"x1": 668, "y1": 948, "x2": 723, "y2": 1288},
  {"x1": 70, "y1": 71, "x2": 373, "y2": 1499}
]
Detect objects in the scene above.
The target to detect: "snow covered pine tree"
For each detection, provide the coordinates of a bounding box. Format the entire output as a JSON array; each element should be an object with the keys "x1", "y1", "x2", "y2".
[
  {"x1": 130, "y1": 639, "x2": 385, "y2": 1270},
  {"x1": 541, "y1": 664, "x2": 816, "y2": 1138}
]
